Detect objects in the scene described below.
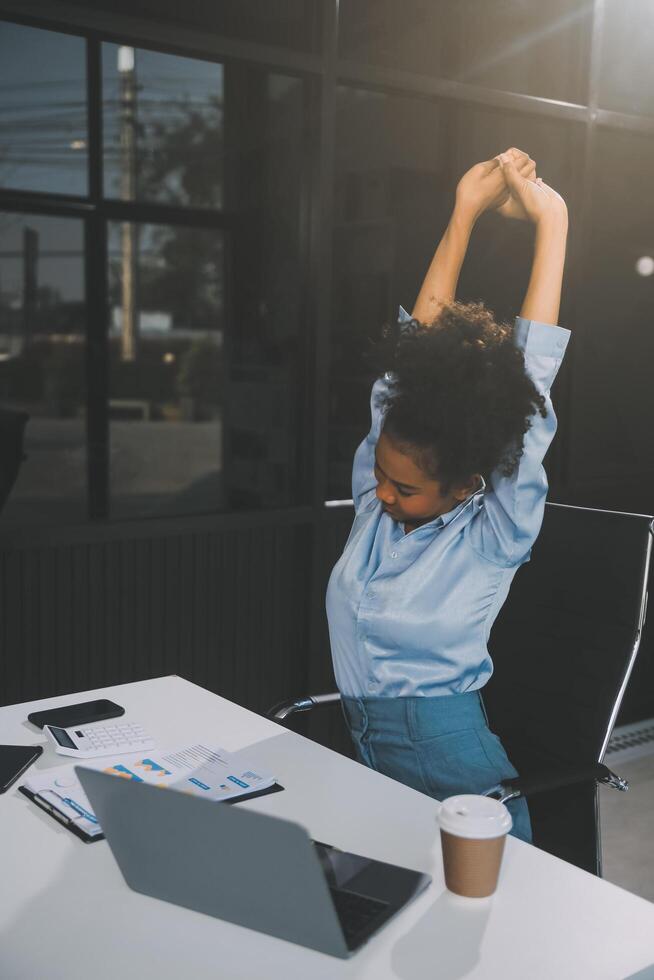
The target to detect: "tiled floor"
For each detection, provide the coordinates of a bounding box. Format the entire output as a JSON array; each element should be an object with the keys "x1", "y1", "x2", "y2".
[{"x1": 600, "y1": 753, "x2": 654, "y2": 902}]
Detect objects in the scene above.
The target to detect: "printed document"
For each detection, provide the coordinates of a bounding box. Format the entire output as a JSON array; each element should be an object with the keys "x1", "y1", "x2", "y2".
[{"x1": 22, "y1": 743, "x2": 276, "y2": 840}]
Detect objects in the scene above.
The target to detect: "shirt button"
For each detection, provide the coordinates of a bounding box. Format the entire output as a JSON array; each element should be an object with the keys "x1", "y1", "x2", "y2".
[
  {"x1": 390, "y1": 551, "x2": 398, "y2": 558},
  {"x1": 367, "y1": 591, "x2": 375, "y2": 599}
]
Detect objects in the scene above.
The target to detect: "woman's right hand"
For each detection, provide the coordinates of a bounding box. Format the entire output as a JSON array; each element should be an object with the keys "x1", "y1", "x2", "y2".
[
  {"x1": 498, "y1": 153, "x2": 568, "y2": 226},
  {"x1": 494, "y1": 147, "x2": 536, "y2": 221}
]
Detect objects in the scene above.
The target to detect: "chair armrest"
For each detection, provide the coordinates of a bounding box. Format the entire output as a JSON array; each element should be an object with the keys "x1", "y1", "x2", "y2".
[
  {"x1": 483, "y1": 762, "x2": 628, "y2": 804},
  {"x1": 267, "y1": 693, "x2": 342, "y2": 723}
]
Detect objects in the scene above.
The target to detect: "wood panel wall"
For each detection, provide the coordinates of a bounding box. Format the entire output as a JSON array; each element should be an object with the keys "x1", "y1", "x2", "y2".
[
  {"x1": 0, "y1": 518, "x2": 314, "y2": 714},
  {"x1": 0, "y1": 505, "x2": 650, "y2": 740}
]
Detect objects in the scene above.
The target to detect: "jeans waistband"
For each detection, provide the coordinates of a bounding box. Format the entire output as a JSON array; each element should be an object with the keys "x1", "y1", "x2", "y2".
[{"x1": 341, "y1": 691, "x2": 488, "y2": 740}]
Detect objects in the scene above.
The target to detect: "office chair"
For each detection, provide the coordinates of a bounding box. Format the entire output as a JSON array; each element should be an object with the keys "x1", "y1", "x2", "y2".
[{"x1": 268, "y1": 502, "x2": 653, "y2": 877}]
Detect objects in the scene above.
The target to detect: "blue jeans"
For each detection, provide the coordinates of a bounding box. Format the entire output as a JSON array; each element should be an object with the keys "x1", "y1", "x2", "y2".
[{"x1": 341, "y1": 691, "x2": 532, "y2": 844}]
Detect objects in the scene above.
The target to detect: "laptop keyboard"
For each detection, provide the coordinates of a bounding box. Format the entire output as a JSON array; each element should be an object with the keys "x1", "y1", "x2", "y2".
[{"x1": 329, "y1": 888, "x2": 390, "y2": 947}]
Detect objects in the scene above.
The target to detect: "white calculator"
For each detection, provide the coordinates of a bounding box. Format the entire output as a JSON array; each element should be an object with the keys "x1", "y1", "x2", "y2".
[{"x1": 45, "y1": 722, "x2": 155, "y2": 758}]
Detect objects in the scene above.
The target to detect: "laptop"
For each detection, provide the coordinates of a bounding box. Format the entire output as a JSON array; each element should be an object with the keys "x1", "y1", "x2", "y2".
[{"x1": 77, "y1": 766, "x2": 431, "y2": 958}]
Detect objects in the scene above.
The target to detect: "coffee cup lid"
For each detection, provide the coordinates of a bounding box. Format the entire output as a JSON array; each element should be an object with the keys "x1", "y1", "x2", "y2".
[{"x1": 437, "y1": 794, "x2": 513, "y2": 839}]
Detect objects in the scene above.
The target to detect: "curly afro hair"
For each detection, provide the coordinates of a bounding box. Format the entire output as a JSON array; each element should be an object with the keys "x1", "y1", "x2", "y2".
[{"x1": 372, "y1": 301, "x2": 547, "y2": 492}]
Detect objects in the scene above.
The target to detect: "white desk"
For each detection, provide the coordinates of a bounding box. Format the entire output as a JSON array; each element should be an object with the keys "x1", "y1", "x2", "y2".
[{"x1": 1, "y1": 675, "x2": 653, "y2": 980}]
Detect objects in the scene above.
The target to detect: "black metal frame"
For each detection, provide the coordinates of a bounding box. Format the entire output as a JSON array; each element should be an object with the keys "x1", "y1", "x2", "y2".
[
  {"x1": 1, "y1": 0, "x2": 653, "y2": 683},
  {"x1": 266, "y1": 692, "x2": 630, "y2": 807},
  {"x1": 271, "y1": 686, "x2": 632, "y2": 798}
]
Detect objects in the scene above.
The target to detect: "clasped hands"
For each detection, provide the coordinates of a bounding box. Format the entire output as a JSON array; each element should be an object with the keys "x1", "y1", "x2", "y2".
[{"x1": 455, "y1": 147, "x2": 567, "y2": 226}]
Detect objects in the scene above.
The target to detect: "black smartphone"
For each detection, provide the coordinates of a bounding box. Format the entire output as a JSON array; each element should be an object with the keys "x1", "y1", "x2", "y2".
[
  {"x1": 0, "y1": 744, "x2": 43, "y2": 793},
  {"x1": 27, "y1": 699, "x2": 125, "y2": 731}
]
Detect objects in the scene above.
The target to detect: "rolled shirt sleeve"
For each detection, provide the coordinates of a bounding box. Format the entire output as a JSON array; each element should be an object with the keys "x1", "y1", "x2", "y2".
[{"x1": 468, "y1": 317, "x2": 571, "y2": 566}]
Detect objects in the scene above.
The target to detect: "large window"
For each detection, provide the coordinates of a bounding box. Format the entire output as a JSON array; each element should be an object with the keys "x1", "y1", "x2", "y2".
[
  {"x1": 0, "y1": 21, "x2": 307, "y2": 523},
  {"x1": 2, "y1": 2, "x2": 654, "y2": 524}
]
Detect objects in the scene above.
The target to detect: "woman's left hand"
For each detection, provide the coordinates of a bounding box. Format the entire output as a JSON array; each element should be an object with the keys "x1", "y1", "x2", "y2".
[
  {"x1": 455, "y1": 147, "x2": 536, "y2": 222},
  {"x1": 498, "y1": 153, "x2": 568, "y2": 227}
]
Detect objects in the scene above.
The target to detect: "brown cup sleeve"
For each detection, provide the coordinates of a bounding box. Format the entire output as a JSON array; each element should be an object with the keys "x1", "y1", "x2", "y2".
[{"x1": 440, "y1": 829, "x2": 506, "y2": 898}]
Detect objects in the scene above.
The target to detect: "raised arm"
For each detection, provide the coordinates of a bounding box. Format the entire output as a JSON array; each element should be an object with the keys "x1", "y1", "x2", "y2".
[
  {"x1": 410, "y1": 208, "x2": 474, "y2": 323},
  {"x1": 498, "y1": 153, "x2": 568, "y2": 324},
  {"x1": 470, "y1": 160, "x2": 570, "y2": 566},
  {"x1": 412, "y1": 149, "x2": 536, "y2": 323}
]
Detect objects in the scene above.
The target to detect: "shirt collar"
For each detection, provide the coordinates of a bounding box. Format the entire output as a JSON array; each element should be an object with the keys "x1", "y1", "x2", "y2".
[
  {"x1": 418, "y1": 475, "x2": 487, "y2": 531},
  {"x1": 439, "y1": 475, "x2": 486, "y2": 526}
]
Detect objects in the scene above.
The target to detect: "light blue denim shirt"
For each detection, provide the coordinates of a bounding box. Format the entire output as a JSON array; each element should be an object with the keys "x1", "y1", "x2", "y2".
[{"x1": 326, "y1": 308, "x2": 571, "y2": 698}]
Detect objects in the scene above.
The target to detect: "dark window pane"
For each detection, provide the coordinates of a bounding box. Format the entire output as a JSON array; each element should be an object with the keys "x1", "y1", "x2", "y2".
[
  {"x1": 598, "y1": 0, "x2": 654, "y2": 116},
  {"x1": 568, "y1": 128, "x2": 654, "y2": 513},
  {"x1": 224, "y1": 69, "x2": 306, "y2": 511},
  {"x1": 338, "y1": 0, "x2": 591, "y2": 105},
  {"x1": 0, "y1": 22, "x2": 87, "y2": 196},
  {"x1": 330, "y1": 87, "x2": 583, "y2": 499},
  {"x1": 0, "y1": 212, "x2": 86, "y2": 524},
  {"x1": 108, "y1": 221, "x2": 225, "y2": 518},
  {"x1": 330, "y1": 88, "x2": 447, "y2": 498},
  {"x1": 108, "y1": 69, "x2": 306, "y2": 518},
  {"x1": 103, "y1": 45, "x2": 224, "y2": 208}
]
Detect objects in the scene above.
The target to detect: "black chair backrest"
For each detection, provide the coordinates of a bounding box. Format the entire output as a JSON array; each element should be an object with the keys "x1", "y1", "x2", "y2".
[{"x1": 485, "y1": 501, "x2": 652, "y2": 874}]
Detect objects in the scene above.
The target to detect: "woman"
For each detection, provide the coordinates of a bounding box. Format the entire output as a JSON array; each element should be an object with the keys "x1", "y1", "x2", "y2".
[{"x1": 326, "y1": 149, "x2": 569, "y2": 843}]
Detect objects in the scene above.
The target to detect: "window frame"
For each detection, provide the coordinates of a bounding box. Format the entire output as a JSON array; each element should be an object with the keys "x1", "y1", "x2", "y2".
[{"x1": 1, "y1": 0, "x2": 652, "y2": 524}]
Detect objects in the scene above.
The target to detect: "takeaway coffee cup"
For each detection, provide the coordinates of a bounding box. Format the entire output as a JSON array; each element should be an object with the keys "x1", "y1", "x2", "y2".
[{"x1": 437, "y1": 794, "x2": 512, "y2": 898}]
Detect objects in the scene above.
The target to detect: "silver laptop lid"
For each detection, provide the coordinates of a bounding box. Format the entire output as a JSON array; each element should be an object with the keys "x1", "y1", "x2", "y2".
[{"x1": 76, "y1": 766, "x2": 349, "y2": 958}]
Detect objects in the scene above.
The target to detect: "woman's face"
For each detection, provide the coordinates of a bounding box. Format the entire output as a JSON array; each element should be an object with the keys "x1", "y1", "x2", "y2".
[{"x1": 374, "y1": 431, "x2": 478, "y2": 531}]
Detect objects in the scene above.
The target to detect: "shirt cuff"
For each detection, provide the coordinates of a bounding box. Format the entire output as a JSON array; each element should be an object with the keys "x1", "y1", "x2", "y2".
[
  {"x1": 400, "y1": 310, "x2": 571, "y2": 358},
  {"x1": 514, "y1": 317, "x2": 571, "y2": 358}
]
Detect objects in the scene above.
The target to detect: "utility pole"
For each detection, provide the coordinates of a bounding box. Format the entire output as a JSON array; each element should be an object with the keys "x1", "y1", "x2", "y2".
[{"x1": 118, "y1": 45, "x2": 138, "y2": 362}]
